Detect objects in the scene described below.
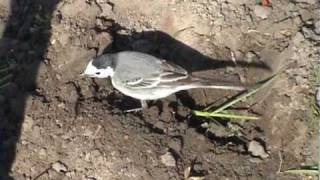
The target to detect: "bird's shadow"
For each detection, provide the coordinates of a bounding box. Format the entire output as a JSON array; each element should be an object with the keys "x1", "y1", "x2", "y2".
[{"x1": 97, "y1": 23, "x2": 270, "y2": 110}]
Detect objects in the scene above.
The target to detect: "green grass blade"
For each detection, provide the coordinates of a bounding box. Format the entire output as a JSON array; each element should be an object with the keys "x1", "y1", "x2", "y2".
[
  {"x1": 284, "y1": 165, "x2": 318, "y2": 175},
  {"x1": 0, "y1": 67, "x2": 13, "y2": 74},
  {"x1": 0, "y1": 74, "x2": 13, "y2": 86},
  {"x1": 193, "y1": 111, "x2": 259, "y2": 120},
  {"x1": 211, "y1": 73, "x2": 279, "y2": 114},
  {"x1": 284, "y1": 169, "x2": 318, "y2": 175}
]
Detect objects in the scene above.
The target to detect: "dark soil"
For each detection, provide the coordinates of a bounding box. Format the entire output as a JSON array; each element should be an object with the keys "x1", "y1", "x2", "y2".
[{"x1": 0, "y1": 0, "x2": 319, "y2": 179}]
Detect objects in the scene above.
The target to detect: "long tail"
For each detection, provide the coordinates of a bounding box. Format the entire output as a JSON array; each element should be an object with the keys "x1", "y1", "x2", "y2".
[{"x1": 175, "y1": 76, "x2": 247, "y2": 91}]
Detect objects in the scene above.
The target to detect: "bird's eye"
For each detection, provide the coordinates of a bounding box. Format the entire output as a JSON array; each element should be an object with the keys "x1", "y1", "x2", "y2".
[{"x1": 96, "y1": 72, "x2": 100, "y2": 75}]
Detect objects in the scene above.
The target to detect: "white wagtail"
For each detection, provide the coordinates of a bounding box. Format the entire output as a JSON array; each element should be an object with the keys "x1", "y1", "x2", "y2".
[{"x1": 82, "y1": 51, "x2": 246, "y2": 110}]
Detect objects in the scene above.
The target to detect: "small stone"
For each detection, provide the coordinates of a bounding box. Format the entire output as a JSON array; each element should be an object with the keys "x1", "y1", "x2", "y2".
[
  {"x1": 65, "y1": 170, "x2": 76, "y2": 178},
  {"x1": 248, "y1": 140, "x2": 269, "y2": 159},
  {"x1": 52, "y1": 161, "x2": 68, "y2": 172},
  {"x1": 226, "y1": 66, "x2": 235, "y2": 73},
  {"x1": 253, "y1": 6, "x2": 271, "y2": 19},
  {"x1": 98, "y1": 3, "x2": 113, "y2": 17},
  {"x1": 314, "y1": 20, "x2": 320, "y2": 35},
  {"x1": 244, "y1": 51, "x2": 259, "y2": 63},
  {"x1": 21, "y1": 140, "x2": 28, "y2": 145},
  {"x1": 193, "y1": 163, "x2": 204, "y2": 173},
  {"x1": 160, "y1": 152, "x2": 176, "y2": 167},
  {"x1": 57, "y1": 102, "x2": 66, "y2": 109},
  {"x1": 302, "y1": 26, "x2": 320, "y2": 41},
  {"x1": 50, "y1": 38, "x2": 56, "y2": 45}
]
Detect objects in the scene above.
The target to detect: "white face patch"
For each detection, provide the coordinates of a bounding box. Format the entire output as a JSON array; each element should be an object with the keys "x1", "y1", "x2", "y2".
[
  {"x1": 83, "y1": 60, "x2": 114, "y2": 78},
  {"x1": 100, "y1": 66, "x2": 114, "y2": 78}
]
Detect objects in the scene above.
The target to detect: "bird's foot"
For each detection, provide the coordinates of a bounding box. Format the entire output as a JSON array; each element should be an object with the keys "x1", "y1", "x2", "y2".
[
  {"x1": 123, "y1": 100, "x2": 148, "y2": 113},
  {"x1": 124, "y1": 107, "x2": 144, "y2": 113}
]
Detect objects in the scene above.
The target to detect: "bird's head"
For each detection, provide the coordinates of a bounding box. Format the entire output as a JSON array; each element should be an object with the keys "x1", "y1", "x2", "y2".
[{"x1": 81, "y1": 54, "x2": 115, "y2": 78}]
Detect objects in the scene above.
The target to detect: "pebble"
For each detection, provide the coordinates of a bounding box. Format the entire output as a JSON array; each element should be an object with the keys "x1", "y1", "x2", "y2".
[
  {"x1": 244, "y1": 51, "x2": 258, "y2": 63},
  {"x1": 160, "y1": 152, "x2": 176, "y2": 167},
  {"x1": 314, "y1": 20, "x2": 320, "y2": 35},
  {"x1": 65, "y1": 170, "x2": 76, "y2": 178},
  {"x1": 51, "y1": 161, "x2": 68, "y2": 172},
  {"x1": 248, "y1": 140, "x2": 269, "y2": 159},
  {"x1": 302, "y1": 26, "x2": 320, "y2": 41}
]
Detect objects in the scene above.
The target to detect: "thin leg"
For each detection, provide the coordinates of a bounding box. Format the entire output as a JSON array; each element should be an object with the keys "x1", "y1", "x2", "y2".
[
  {"x1": 124, "y1": 100, "x2": 148, "y2": 113},
  {"x1": 141, "y1": 100, "x2": 147, "y2": 108}
]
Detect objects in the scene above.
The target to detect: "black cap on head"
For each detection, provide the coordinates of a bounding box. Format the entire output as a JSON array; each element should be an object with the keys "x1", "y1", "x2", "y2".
[{"x1": 92, "y1": 54, "x2": 117, "y2": 69}]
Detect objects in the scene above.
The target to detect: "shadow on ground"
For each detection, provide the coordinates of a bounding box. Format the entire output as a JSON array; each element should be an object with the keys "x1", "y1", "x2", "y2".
[
  {"x1": 0, "y1": 2, "x2": 272, "y2": 178},
  {"x1": 0, "y1": 0, "x2": 58, "y2": 179},
  {"x1": 98, "y1": 24, "x2": 270, "y2": 110}
]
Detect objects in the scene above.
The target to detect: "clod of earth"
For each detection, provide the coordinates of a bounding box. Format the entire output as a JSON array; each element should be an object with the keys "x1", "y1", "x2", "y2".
[
  {"x1": 51, "y1": 161, "x2": 68, "y2": 173},
  {"x1": 160, "y1": 152, "x2": 176, "y2": 167},
  {"x1": 248, "y1": 140, "x2": 269, "y2": 159}
]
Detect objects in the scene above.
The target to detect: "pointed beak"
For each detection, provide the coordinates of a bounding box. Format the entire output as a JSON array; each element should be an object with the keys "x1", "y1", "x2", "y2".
[{"x1": 79, "y1": 71, "x2": 88, "y2": 78}]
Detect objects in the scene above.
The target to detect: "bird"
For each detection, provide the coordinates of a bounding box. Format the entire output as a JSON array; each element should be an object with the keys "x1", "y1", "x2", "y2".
[{"x1": 82, "y1": 51, "x2": 246, "y2": 111}]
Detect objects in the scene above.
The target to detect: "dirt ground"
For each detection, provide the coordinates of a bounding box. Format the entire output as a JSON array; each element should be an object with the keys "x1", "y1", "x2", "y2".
[{"x1": 0, "y1": 0, "x2": 319, "y2": 179}]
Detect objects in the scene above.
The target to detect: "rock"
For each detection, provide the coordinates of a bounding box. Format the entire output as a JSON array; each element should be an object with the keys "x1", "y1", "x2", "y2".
[
  {"x1": 302, "y1": 26, "x2": 320, "y2": 41},
  {"x1": 253, "y1": 6, "x2": 271, "y2": 19},
  {"x1": 244, "y1": 51, "x2": 259, "y2": 63},
  {"x1": 314, "y1": 20, "x2": 320, "y2": 35},
  {"x1": 98, "y1": 2, "x2": 113, "y2": 18},
  {"x1": 160, "y1": 152, "x2": 176, "y2": 167},
  {"x1": 65, "y1": 170, "x2": 76, "y2": 178},
  {"x1": 248, "y1": 140, "x2": 269, "y2": 159},
  {"x1": 51, "y1": 161, "x2": 68, "y2": 172}
]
